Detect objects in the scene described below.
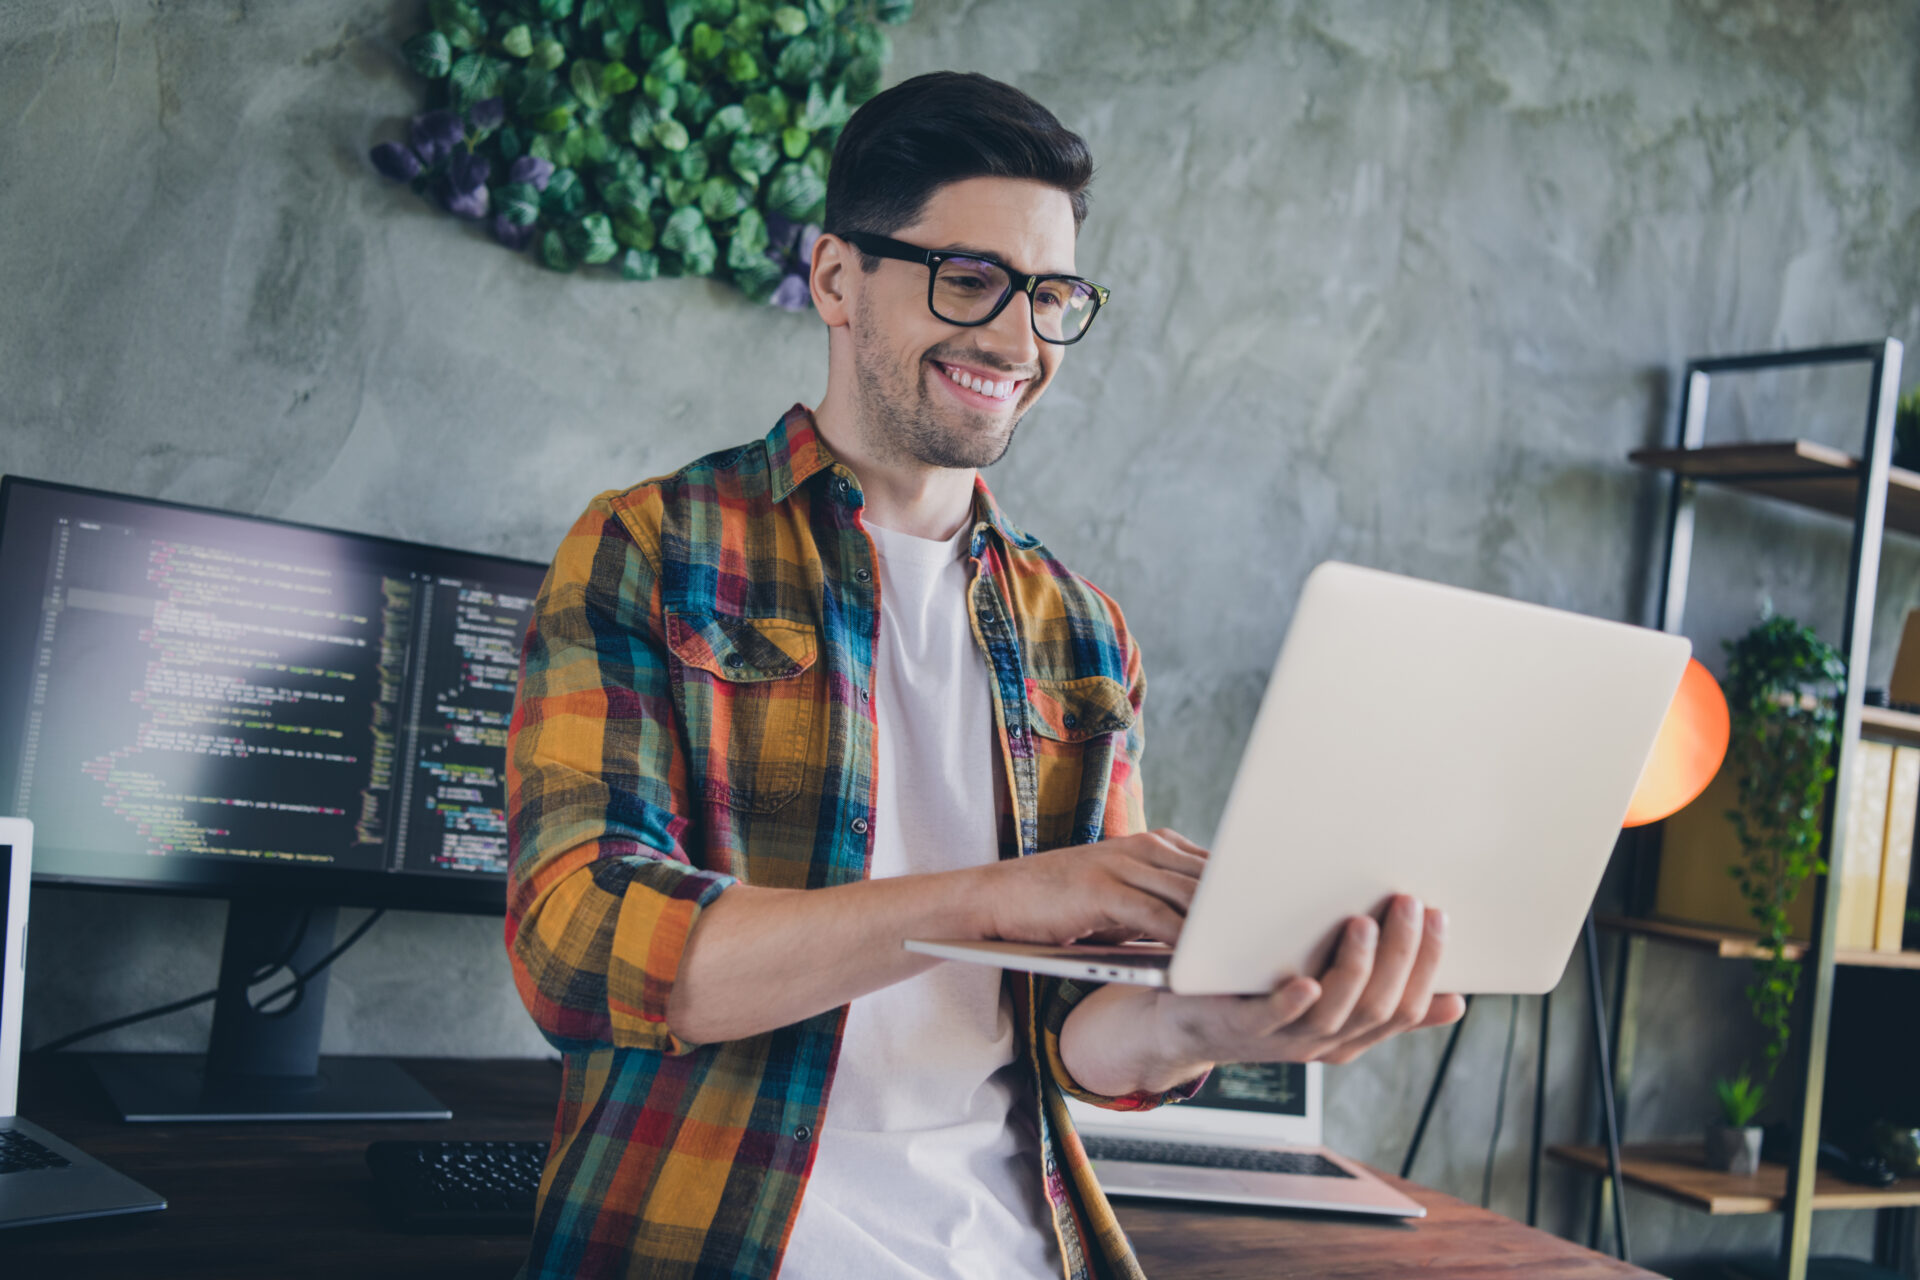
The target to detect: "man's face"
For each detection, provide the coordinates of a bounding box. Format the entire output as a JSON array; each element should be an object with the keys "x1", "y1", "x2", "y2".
[{"x1": 842, "y1": 176, "x2": 1078, "y2": 470}]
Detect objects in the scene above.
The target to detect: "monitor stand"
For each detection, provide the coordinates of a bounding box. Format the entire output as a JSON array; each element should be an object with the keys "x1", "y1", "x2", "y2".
[{"x1": 87, "y1": 900, "x2": 452, "y2": 1123}]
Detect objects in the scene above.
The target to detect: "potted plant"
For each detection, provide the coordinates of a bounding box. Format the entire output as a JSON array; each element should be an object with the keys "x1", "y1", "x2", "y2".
[
  {"x1": 1893, "y1": 388, "x2": 1920, "y2": 472},
  {"x1": 1704, "y1": 615, "x2": 1844, "y2": 1171},
  {"x1": 1708, "y1": 1071, "x2": 1766, "y2": 1175}
]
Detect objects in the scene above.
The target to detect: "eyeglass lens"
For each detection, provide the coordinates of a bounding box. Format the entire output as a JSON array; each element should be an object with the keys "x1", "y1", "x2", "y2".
[{"x1": 931, "y1": 256, "x2": 1101, "y2": 342}]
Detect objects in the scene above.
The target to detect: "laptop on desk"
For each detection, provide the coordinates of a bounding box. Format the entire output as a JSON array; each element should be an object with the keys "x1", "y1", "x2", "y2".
[
  {"x1": 0, "y1": 817, "x2": 166, "y2": 1228},
  {"x1": 1069, "y1": 1060, "x2": 1425, "y2": 1217}
]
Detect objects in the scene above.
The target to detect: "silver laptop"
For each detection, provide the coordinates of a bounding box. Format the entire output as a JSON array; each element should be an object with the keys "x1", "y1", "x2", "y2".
[
  {"x1": 1068, "y1": 1060, "x2": 1424, "y2": 1217},
  {"x1": 0, "y1": 817, "x2": 167, "y2": 1228},
  {"x1": 909, "y1": 560, "x2": 1691, "y2": 995}
]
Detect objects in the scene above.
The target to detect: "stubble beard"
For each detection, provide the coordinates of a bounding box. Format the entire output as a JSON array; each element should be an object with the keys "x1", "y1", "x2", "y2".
[{"x1": 849, "y1": 317, "x2": 1028, "y2": 472}]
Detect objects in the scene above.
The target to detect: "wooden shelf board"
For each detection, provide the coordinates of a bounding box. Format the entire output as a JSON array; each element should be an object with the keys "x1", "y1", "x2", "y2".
[
  {"x1": 1861, "y1": 703, "x2": 1920, "y2": 747},
  {"x1": 1547, "y1": 1142, "x2": 1920, "y2": 1214},
  {"x1": 1628, "y1": 440, "x2": 1920, "y2": 539},
  {"x1": 1593, "y1": 914, "x2": 1920, "y2": 970}
]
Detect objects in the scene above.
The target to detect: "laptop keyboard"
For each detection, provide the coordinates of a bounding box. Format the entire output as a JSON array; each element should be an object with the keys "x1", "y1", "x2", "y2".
[
  {"x1": 0, "y1": 1129, "x2": 71, "y2": 1174},
  {"x1": 1082, "y1": 1136, "x2": 1353, "y2": 1179}
]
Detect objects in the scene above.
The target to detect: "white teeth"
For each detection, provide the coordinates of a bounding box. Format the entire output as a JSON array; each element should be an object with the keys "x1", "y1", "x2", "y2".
[{"x1": 940, "y1": 364, "x2": 1018, "y2": 400}]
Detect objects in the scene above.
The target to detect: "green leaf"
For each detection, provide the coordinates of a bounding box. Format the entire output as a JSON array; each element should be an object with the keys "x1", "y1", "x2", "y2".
[
  {"x1": 620, "y1": 248, "x2": 661, "y2": 280},
  {"x1": 730, "y1": 206, "x2": 769, "y2": 255},
  {"x1": 730, "y1": 133, "x2": 779, "y2": 182},
  {"x1": 405, "y1": 30, "x2": 454, "y2": 78},
  {"x1": 663, "y1": 175, "x2": 696, "y2": 206},
  {"x1": 556, "y1": 125, "x2": 588, "y2": 168},
  {"x1": 765, "y1": 160, "x2": 825, "y2": 220},
  {"x1": 541, "y1": 167, "x2": 586, "y2": 217},
  {"x1": 661, "y1": 204, "x2": 707, "y2": 251},
  {"x1": 875, "y1": 0, "x2": 912, "y2": 22},
  {"x1": 699, "y1": 175, "x2": 746, "y2": 221},
  {"x1": 649, "y1": 47, "x2": 689, "y2": 84},
  {"x1": 530, "y1": 37, "x2": 567, "y2": 70},
  {"x1": 774, "y1": 35, "x2": 817, "y2": 86},
  {"x1": 528, "y1": 132, "x2": 558, "y2": 161},
  {"x1": 538, "y1": 0, "x2": 575, "y2": 18},
  {"x1": 690, "y1": 21, "x2": 726, "y2": 62},
  {"x1": 449, "y1": 53, "x2": 504, "y2": 107},
  {"x1": 601, "y1": 26, "x2": 630, "y2": 59},
  {"x1": 780, "y1": 124, "x2": 809, "y2": 159},
  {"x1": 731, "y1": 253, "x2": 784, "y2": 301},
  {"x1": 772, "y1": 4, "x2": 808, "y2": 35},
  {"x1": 565, "y1": 213, "x2": 619, "y2": 264},
  {"x1": 501, "y1": 24, "x2": 534, "y2": 57},
  {"x1": 601, "y1": 174, "x2": 649, "y2": 215},
  {"x1": 533, "y1": 105, "x2": 576, "y2": 133},
  {"x1": 499, "y1": 182, "x2": 543, "y2": 225},
  {"x1": 601, "y1": 60, "x2": 638, "y2": 97},
  {"x1": 613, "y1": 211, "x2": 657, "y2": 250},
  {"x1": 652, "y1": 118, "x2": 691, "y2": 151},
  {"x1": 724, "y1": 49, "x2": 762, "y2": 85},
  {"x1": 666, "y1": 0, "x2": 699, "y2": 41},
  {"x1": 704, "y1": 104, "x2": 749, "y2": 140},
  {"x1": 675, "y1": 146, "x2": 710, "y2": 181},
  {"x1": 743, "y1": 87, "x2": 790, "y2": 132},
  {"x1": 539, "y1": 228, "x2": 575, "y2": 271},
  {"x1": 570, "y1": 59, "x2": 607, "y2": 110}
]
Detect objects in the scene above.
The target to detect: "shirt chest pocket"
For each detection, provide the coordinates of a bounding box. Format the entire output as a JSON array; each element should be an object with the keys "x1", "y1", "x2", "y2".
[{"x1": 665, "y1": 609, "x2": 820, "y2": 814}]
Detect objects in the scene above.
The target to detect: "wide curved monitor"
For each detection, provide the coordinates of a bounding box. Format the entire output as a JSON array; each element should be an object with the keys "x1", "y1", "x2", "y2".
[{"x1": 0, "y1": 476, "x2": 545, "y2": 916}]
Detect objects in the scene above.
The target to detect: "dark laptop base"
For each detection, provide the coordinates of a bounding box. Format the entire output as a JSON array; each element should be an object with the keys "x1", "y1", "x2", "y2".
[{"x1": 0, "y1": 1116, "x2": 165, "y2": 1229}]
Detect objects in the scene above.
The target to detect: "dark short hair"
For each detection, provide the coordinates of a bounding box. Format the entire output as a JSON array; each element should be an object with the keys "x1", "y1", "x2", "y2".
[{"x1": 824, "y1": 71, "x2": 1093, "y2": 260}]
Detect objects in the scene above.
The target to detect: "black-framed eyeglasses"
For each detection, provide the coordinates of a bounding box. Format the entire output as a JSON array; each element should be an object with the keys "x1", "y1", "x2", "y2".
[{"x1": 842, "y1": 231, "x2": 1110, "y2": 345}]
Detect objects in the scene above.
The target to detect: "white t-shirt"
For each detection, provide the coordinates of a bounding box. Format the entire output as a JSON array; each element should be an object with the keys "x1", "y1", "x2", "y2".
[{"x1": 780, "y1": 518, "x2": 1061, "y2": 1280}]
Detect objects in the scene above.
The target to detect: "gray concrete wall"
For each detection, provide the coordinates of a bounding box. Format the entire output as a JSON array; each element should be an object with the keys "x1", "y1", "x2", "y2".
[{"x1": 5, "y1": 0, "x2": 1919, "y2": 1269}]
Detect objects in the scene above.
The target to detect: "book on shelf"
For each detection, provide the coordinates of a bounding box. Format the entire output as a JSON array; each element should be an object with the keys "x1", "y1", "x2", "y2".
[
  {"x1": 1834, "y1": 740, "x2": 1893, "y2": 951},
  {"x1": 1877, "y1": 745, "x2": 1920, "y2": 952},
  {"x1": 1652, "y1": 740, "x2": 1918, "y2": 953}
]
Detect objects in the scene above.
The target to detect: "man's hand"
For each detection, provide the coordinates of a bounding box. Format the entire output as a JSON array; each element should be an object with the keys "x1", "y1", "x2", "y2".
[
  {"x1": 1058, "y1": 892, "x2": 1467, "y2": 1097},
  {"x1": 969, "y1": 828, "x2": 1209, "y2": 948}
]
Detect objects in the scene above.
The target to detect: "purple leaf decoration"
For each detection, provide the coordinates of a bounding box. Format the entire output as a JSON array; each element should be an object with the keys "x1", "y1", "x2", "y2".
[
  {"x1": 797, "y1": 223, "x2": 821, "y2": 269},
  {"x1": 770, "y1": 273, "x2": 811, "y2": 311},
  {"x1": 766, "y1": 212, "x2": 801, "y2": 254},
  {"x1": 440, "y1": 178, "x2": 489, "y2": 221},
  {"x1": 491, "y1": 214, "x2": 537, "y2": 251},
  {"x1": 409, "y1": 110, "x2": 465, "y2": 168},
  {"x1": 369, "y1": 141, "x2": 422, "y2": 182},
  {"x1": 468, "y1": 96, "x2": 505, "y2": 134},
  {"x1": 448, "y1": 151, "x2": 491, "y2": 195},
  {"x1": 507, "y1": 154, "x2": 554, "y2": 192}
]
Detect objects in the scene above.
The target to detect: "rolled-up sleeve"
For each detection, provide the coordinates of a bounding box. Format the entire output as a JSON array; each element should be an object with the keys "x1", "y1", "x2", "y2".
[
  {"x1": 1041, "y1": 626, "x2": 1208, "y2": 1109},
  {"x1": 505, "y1": 493, "x2": 735, "y2": 1057}
]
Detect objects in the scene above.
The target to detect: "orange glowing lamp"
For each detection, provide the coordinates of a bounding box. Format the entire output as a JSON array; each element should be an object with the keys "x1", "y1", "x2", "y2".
[{"x1": 1622, "y1": 657, "x2": 1730, "y2": 828}]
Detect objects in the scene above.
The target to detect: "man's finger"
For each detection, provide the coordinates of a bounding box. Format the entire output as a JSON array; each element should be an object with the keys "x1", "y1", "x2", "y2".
[
  {"x1": 1324, "y1": 905, "x2": 1444, "y2": 1058},
  {"x1": 1112, "y1": 862, "x2": 1203, "y2": 915},
  {"x1": 1299, "y1": 916, "x2": 1376, "y2": 1037},
  {"x1": 1343, "y1": 896, "x2": 1425, "y2": 1035},
  {"x1": 1149, "y1": 828, "x2": 1211, "y2": 860}
]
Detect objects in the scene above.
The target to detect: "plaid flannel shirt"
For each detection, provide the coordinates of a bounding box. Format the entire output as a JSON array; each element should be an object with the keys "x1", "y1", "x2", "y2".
[{"x1": 506, "y1": 405, "x2": 1196, "y2": 1280}]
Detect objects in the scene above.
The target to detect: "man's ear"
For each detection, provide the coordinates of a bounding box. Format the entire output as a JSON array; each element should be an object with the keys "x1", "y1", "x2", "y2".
[{"x1": 810, "y1": 232, "x2": 855, "y2": 327}]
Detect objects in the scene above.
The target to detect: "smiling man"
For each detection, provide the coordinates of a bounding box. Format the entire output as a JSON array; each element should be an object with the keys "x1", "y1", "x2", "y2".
[{"x1": 505, "y1": 71, "x2": 1464, "y2": 1280}]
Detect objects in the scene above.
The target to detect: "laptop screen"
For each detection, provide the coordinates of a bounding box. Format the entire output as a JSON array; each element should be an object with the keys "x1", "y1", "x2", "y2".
[{"x1": 1185, "y1": 1062, "x2": 1306, "y2": 1117}]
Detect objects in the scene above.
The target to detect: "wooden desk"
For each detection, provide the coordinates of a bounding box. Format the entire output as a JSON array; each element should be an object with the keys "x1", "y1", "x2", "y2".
[{"x1": 7, "y1": 1055, "x2": 1660, "y2": 1279}]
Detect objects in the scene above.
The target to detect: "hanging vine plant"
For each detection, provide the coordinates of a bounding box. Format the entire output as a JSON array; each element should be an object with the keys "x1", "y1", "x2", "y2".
[
  {"x1": 1721, "y1": 613, "x2": 1846, "y2": 1084},
  {"x1": 368, "y1": 0, "x2": 912, "y2": 305}
]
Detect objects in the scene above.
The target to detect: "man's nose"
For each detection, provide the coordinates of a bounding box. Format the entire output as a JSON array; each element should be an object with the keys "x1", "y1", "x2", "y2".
[{"x1": 973, "y1": 288, "x2": 1042, "y2": 373}]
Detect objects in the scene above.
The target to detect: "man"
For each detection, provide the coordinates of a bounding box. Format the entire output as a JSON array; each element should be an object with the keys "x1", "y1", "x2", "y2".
[{"x1": 505, "y1": 71, "x2": 1465, "y2": 1280}]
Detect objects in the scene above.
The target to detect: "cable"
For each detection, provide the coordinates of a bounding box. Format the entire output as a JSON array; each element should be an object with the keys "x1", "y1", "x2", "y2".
[
  {"x1": 251, "y1": 909, "x2": 386, "y2": 1015},
  {"x1": 28, "y1": 907, "x2": 383, "y2": 1055},
  {"x1": 1482, "y1": 993, "x2": 1519, "y2": 1208}
]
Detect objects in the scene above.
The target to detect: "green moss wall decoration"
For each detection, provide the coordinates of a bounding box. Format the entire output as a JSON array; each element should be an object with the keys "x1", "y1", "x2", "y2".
[{"x1": 368, "y1": 0, "x2": 912, "y2": 306}]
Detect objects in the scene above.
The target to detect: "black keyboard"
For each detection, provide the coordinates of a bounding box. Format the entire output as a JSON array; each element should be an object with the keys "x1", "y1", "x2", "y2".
[
  {"x1": 1081, "y1": 1136, "x2": 1353, "y2": 1179},
  {"x1": 0, "y1": 1129, "x2": 70, "y2": 1174},
  {"x1": 365, "y1": 1139, "x2": 547, "y2": 1233}
]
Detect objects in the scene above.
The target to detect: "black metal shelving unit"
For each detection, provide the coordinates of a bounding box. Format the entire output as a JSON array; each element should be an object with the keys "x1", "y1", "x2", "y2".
[{"x1": 1587, "y1": 339, "x2": 1911, "y2": 1280}]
